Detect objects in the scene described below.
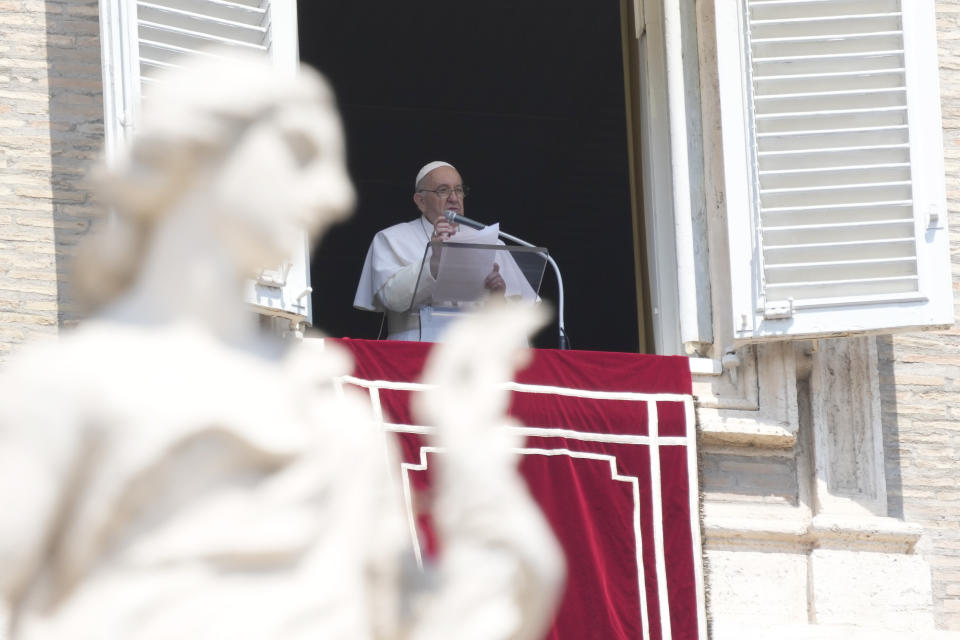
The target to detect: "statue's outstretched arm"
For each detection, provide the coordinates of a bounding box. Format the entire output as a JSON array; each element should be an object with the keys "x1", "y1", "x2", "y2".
[{"x1": 408, "y1": 305, "x2": 565, "y2": 640}]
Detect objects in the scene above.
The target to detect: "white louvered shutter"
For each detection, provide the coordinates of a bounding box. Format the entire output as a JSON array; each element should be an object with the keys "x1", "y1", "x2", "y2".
[
  {"x1": 99, "y1": 0, "x2": 313, "y2": 328},
  {"x1": 715, "y1": 0, "x2": 952, "y2": 342}
]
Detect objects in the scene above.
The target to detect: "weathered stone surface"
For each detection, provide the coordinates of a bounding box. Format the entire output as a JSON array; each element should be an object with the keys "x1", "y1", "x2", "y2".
[
  {"x1": 0, "y1": 0, "x2": 102, "y2": 358},
  {"x1": 706, "y1": 548, "x2": 809, "y2": 624},
  {"x1": 874, "y1": 4, "x2": 960, "y2": 629},
  {"x1": 811, "y1": 550, "x2": 934, "y2": 630}
]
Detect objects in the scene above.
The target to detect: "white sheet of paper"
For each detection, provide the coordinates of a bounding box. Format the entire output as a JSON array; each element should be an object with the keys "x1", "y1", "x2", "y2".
[{"x1": 432, "y1": 223, "x2": 500, "y2": 303}]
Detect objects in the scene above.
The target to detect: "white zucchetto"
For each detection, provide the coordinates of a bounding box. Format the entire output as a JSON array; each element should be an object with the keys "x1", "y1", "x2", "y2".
[{"x1": 415, "y1": 161, "x2": 455, "y2": 189}]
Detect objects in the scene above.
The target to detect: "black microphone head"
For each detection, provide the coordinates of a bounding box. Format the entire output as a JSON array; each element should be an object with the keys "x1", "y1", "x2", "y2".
[{"x1": 444, "y1": 210, "x2": 457, "y2": 222}]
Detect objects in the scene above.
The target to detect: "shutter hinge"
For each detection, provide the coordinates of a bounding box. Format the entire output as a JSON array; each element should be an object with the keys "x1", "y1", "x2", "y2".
[
  {"x1": 722, "y1": 345, "x2": 742, "y2": 385},
  {"x1": 763, "y1": 298, "x2": 794, "y2": 320}
]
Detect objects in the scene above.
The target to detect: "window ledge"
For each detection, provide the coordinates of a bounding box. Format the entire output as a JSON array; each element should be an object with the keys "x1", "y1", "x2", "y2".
[{"x1": 704, "y1": 511, "x2": 922, "y2": 553}]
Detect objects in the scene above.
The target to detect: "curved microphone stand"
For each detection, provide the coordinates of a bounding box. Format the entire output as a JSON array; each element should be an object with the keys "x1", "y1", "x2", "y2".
[{"x1": 445, "y1": 211, "x2": 569, "y2": 350}]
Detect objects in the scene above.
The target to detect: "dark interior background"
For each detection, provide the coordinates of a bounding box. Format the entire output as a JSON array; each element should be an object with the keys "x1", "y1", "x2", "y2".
[{"x1": 299, "y1": 0, "x2": 639, "y2": 352}]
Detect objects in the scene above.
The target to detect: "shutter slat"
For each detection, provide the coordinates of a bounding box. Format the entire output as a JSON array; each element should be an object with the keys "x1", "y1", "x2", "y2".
[
  {"x1": 751, "y1": 12, "x2": 900, "y2": 26},
  {"x1": 755, "y1": 87, "x2": 905, "y2": 102},
  {"x1": 755, "y1": 90, "x2": 906, "y2": 115},
  {"x1": 764, "y1": 258, "x2": 917, "y2": 289},
  {"x1": 750, "y1": 0, "x2": 901, "y2": 21},
  {"x1": 765, "y1": 277, "x2": 920, "y2": 300},
  {"x1": 141, "y1": 0, "x2": 267, "y2": 23},
  {"x1": 757, "y1": 124, "x2": 907, "y2": 140},
  {"x1": 751, "y1": 30, "x2": 902, "y2": 45},
  {"x1": 754, "y1": 67, "x2": 904, "y2": 82},
  {"x1": 757, "y1": 109, "x2": 907, "y2": 134},
  {"x1": 758, "y1": 144, "x2": 909, "y2": 158},
  {"x1": 759, "y1": 165, "x2": 911, "y2": 191},
  {"x1": 755, "y1": 70, "x2": 904, "y2": 95},
  {"x1": 753, "y1": 49, "x2": 904, "y2": 65},
  {"x1": 763, "y1": 218, "x2": 912, "y2": 232},
  {"x1": 764, "y1": 222, "x2": 915, "y2": 246},
  {"x1": 750, "y1": 0, "x2": 897, "y2": 7},
  {"x1": 761, "y1": 185, "x2": 912, "y2": 209},
  {"x1": 136, "y1": 0, "x2": 274, "y2": 96},
  {"x1": 760, "y1": 162, "x2": 909, "y2": 175},
  {"x1": 751, "y1": 19, "x2": 903, "y2": 43},
  {"x1": 138, "y1": 39, "x2": 233, "y2": 67},
  {"x1": 758, "y1": 140, "x2": 909, "y2": 158},
  {"x1": 139, "y1": 57, "x2": 180, "y2": 75},
  {"x1": 138, "y1": 15, "x2": 268, "y2": 47},
  {"x1": 760, "y1": 202, "x2": 914, "y2": 231},
  {"x1": 752, "y1": 34, "x2": 903, "y2": 58},
  {"x1": 761, "y1": 199, "x2": 912, "y2": 213},
  {"x1": 138, "y1": 38, "x2": 237, "y2": 80},
  {"x1": 759, "y1": 147, "x2": 910, "y2": 172},
  {"x1": 764, "y1": 239, "x2": 916, "y2": 264},
  {"x1": 138, "y1": 24, "x2": 266, "y2": 50},
  {"x1": 139, "y1": 22, "x2": 266, "y2": 51},
  {"x1": 755, "y1": 53, "x2": 903, "y2": 77},
  {"x1": 760, "y1": 179, "x2": 911, "y2": 194},
  {"x1": 757, "y1": 105, "x2": 906, "y2": 121}
]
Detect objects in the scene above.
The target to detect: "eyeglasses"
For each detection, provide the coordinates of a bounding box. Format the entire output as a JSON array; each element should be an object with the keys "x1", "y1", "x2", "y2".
[{"x1": 419, "y1": 185, "x2": 470, "y2": 199}]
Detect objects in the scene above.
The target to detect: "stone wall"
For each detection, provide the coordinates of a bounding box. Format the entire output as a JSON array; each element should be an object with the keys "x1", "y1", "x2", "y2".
[
  {"x1": 878, "y1": 1, "x2": 960, "y2": 630},
  {"x1": 0, "y1": 0, "x2": 103, "y2": 360}
]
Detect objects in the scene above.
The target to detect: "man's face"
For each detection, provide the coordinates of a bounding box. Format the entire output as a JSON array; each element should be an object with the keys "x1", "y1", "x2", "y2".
[{"x1": 413, "y1": 165, "x2": 465, "y2": 224}]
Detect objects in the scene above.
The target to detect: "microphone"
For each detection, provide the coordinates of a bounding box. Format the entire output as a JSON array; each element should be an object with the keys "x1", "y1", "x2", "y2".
[
  {"x1": 441, "y1": 210, "x2": 570, "y2": 350},
  {"x1": 444, "y1": 210, "x2": 487, "y2": 230}
]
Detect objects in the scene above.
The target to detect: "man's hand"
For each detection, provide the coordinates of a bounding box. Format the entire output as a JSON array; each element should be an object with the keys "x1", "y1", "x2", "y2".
[
  {"x1": 429, "y1": 219, "x2": 459, "y2": 277},
  {"x1": 431, "y1": 218, "x2": 459, "y2": 242},
  {"x1": 429, "y1": 219, "x2": 458, "y2": 277},
  {"x1": 484, "y1": 263, "x2": 506, "y2": 296}
]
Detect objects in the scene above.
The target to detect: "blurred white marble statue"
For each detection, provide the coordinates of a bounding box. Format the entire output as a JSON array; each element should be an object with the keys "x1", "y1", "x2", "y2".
[{"x1": 0, "y1": 55, "x2": 563, "y2": 639}]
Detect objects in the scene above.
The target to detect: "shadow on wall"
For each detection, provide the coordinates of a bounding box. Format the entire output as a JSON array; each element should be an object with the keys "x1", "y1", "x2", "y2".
[
  {"x1": 875, "y1": 334, "x2": 904, "y2": 519},
  {"x1": 45, "y1": 0, "x2": 105, "y2": 328}
]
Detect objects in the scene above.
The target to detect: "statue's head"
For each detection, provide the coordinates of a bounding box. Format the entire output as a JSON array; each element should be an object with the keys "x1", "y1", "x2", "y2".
[{"x1": 79, "y1": 53, "x2": 355, "y2": 308}]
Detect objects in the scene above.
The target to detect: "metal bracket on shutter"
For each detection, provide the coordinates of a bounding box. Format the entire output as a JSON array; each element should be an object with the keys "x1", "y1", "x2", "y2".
[
  {"x1": 927, "y1": 204, "x2": 944, "y2": 230},
  {"x1": 763, "y1": 299, "x2": 793, "y2": 320},
  {"x1": 256, "y1": 262, "x2": 292, "y2": 288}
]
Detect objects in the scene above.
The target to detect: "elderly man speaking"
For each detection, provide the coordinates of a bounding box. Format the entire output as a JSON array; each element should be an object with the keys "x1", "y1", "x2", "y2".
[{"x1": 354, "y1": 161, "x2": 508, "y2": 340}]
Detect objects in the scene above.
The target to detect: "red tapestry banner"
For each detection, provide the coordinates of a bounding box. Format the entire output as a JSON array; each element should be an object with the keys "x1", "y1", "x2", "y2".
[{"x1": 331, "y1": 339, "x2": 706, "y2": 640}]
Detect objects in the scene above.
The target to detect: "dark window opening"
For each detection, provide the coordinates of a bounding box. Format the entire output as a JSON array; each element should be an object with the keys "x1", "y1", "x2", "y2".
[{"x1": 300, "y1": 0, "x2": 643, "y2": 352}]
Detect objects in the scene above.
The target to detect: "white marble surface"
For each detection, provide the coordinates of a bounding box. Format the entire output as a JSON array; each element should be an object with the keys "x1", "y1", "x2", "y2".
[{"x1": 0, "y1": 54, "x2": 562, "y2": 640}]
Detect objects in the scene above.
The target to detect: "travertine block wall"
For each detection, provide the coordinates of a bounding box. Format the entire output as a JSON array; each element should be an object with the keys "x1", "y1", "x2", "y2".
[
  {"x1": 0, "y1": 0, "x2": 103, "y2": 359},
  {"x1": 879, "y1": 2, "x2": 960, "y2": 630}
]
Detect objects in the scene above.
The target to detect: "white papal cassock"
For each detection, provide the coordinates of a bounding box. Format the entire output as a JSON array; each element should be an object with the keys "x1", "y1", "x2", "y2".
[{"x1": 354, "y1": 216, "x2": 536, "y2": 341}]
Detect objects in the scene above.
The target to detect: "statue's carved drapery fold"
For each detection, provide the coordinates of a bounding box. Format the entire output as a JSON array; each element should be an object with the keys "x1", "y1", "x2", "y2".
[{"x1": 0, "y1": 55, "x2": 562, "y2": 640}]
